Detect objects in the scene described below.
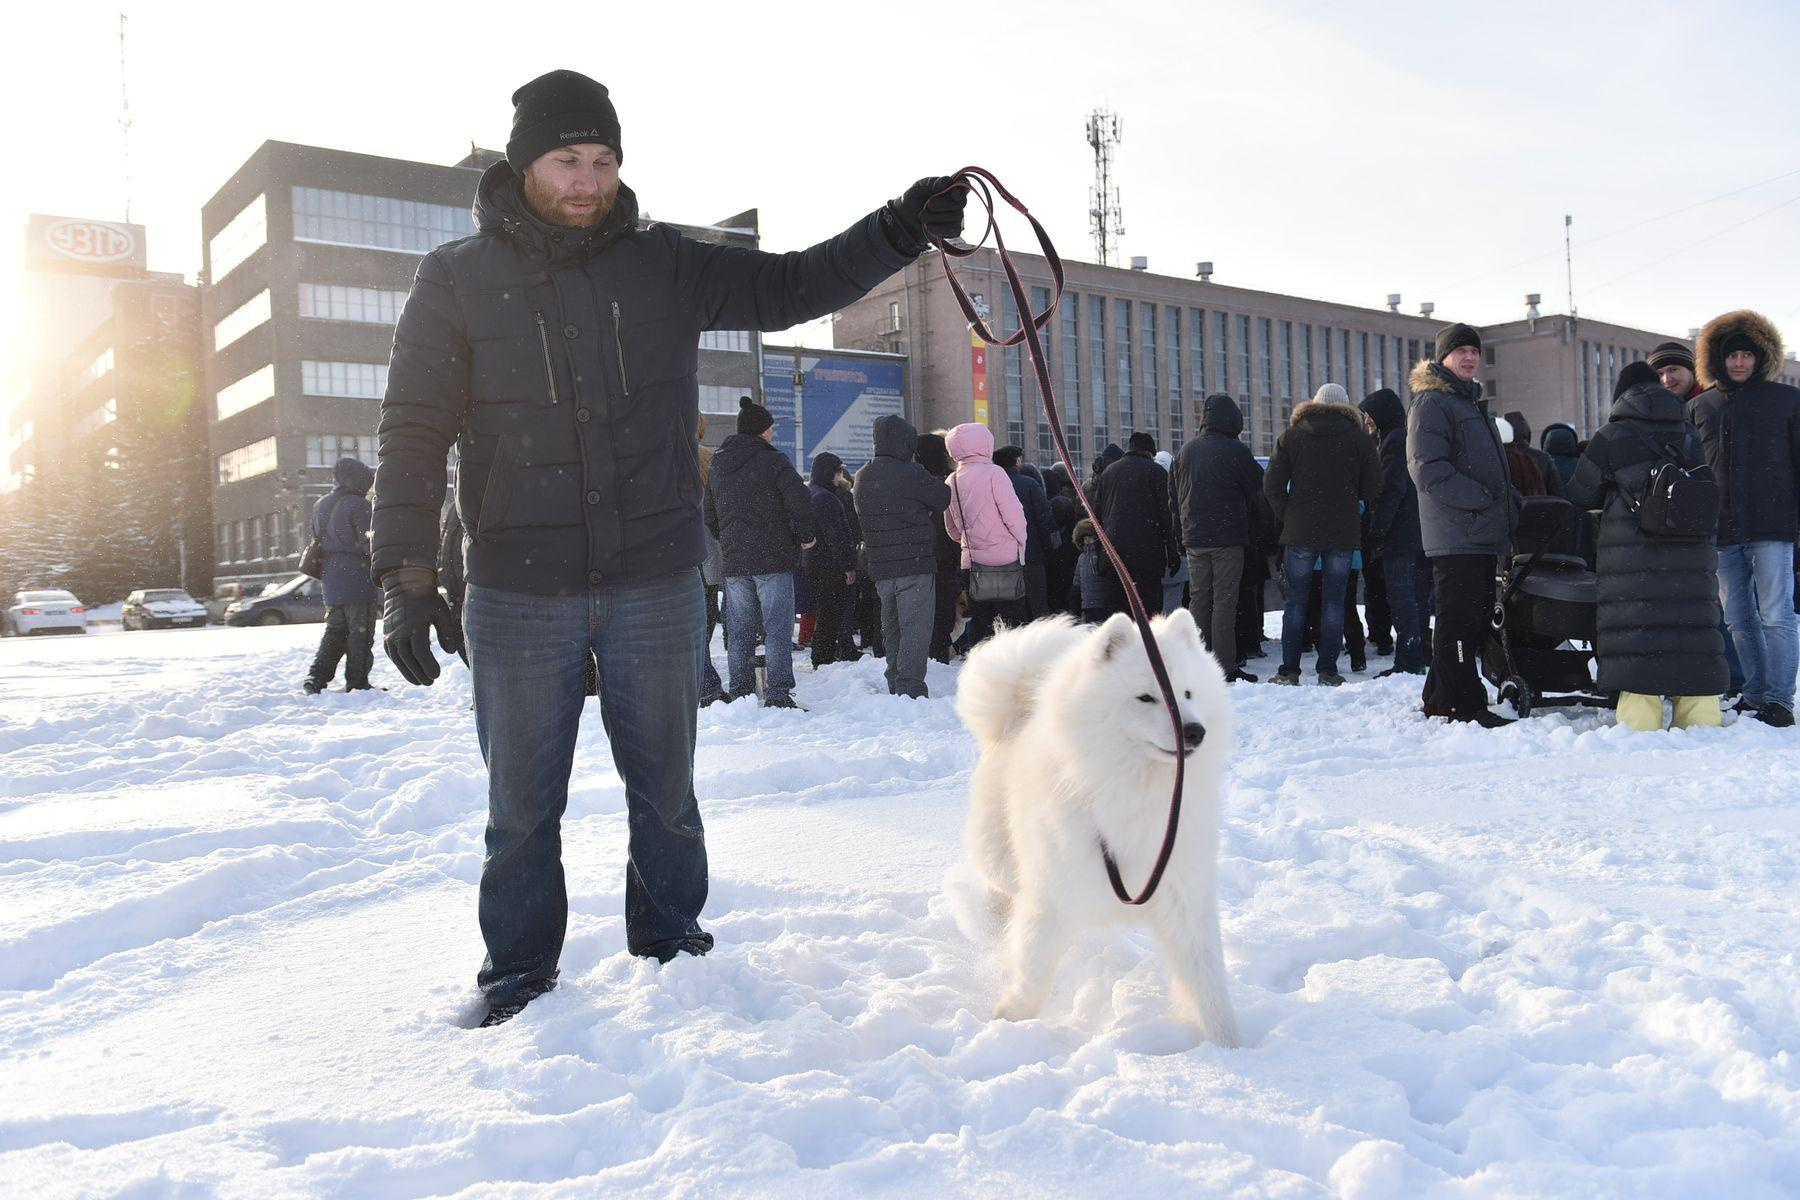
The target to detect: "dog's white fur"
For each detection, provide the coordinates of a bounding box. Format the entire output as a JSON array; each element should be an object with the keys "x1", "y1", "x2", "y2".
[{"x1": 957, "y1": 609, "x2": 1240, "y2": 1046}]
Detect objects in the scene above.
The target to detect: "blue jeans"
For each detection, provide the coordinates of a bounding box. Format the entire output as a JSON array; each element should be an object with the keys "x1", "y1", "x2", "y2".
[
  {"x1": 1382, "y1": 549, "x2": 1426, "y2": 672},
  {"x1": 464, "y1": 573, "x2": 711, "y2": 1001},
  {"x1": 1719, "y1": 540, "x2": 1798, "y2": 711},
  {"x1": 725, "y1": 572, "x2": 796, "y2": 703},
  {"x1": 1282, "y1": 546, "x2": 1353, "y2": 675}
]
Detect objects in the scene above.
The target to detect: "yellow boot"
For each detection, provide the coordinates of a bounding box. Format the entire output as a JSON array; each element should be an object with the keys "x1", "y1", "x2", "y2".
[
  {"x1": 1671, "y1": 695, "x2": 1723, "y2": 729},
  {"x1": 1616, "y1": 692, "x2": 1665, "y2": 732}
]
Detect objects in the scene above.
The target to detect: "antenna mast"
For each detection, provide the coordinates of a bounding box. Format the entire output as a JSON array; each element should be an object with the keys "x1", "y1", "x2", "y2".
[
  {"x1": 1086, "y1": 108, "x2": 1124, "y2": 267},
  {"x1": 1564, "y1": 213, "x2": 1576, "y2": 320},
  {"x1": 119, "y1": 11, "x2": 133, "y2": 222}
]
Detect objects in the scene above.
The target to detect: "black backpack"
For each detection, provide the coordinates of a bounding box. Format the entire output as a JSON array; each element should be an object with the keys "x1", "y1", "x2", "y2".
[{"x1": 1617, "y1": 427, "x2": 1719, "y2": 539}]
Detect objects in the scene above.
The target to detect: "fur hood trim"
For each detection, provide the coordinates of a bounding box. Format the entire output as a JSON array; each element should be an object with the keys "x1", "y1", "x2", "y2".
[
  {"x1": 1696, "y1": 309, "x2": 1785, "y2": 389},
  {"x1": 1288, "y1": 397, "x2": 1358, "y2": 427},
  {"x1": 1409, "y1": 359, "x2": 1445, "y2": 396}
]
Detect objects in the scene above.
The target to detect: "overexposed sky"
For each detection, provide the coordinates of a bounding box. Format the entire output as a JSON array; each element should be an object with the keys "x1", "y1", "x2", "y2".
[{"x1": 4, "y1": 0, "x2": 1798, "y2": 388}]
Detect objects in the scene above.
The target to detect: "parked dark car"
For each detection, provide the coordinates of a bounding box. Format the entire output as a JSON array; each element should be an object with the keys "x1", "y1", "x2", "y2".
[
  {"x1": 122, "y1": 588, "x2": 208, "y2": 630},
  {"x1": 224, "y1": 574, "x2": 327, "y2": 626}
]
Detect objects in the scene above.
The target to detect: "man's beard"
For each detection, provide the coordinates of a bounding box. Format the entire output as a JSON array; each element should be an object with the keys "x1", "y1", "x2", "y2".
[{"x1": 522, "y1": 172, "x2": 618, "y2": 230}]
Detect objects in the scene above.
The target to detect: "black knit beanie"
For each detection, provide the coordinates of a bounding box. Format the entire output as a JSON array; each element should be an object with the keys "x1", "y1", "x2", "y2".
[
  {"x1": 1435, "y1": 323, "x2": 1481, "y2": 361},
  {"x1": 506, "y1": 70, "x2": 623, "y2": 175},
  {"x1": 1647, "y1": 340, "x2": 1695, "y2": 372},
  {"x1": 1613, "y1": 360, "x2": 1658, "y2": 401},
  {"x1": 736, "y1": 395, "x2": 775, "y2": 437}
]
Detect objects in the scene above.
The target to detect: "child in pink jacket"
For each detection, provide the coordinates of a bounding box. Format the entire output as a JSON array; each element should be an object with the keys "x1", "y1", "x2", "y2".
[{"x1": 944, "y1": 422, "x2": 1030, "y2": 647}]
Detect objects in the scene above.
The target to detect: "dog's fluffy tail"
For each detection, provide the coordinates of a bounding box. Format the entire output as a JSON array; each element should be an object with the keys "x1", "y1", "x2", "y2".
[{"x1": 955, "y1": 615, "x2": 1088, "y2": 750}]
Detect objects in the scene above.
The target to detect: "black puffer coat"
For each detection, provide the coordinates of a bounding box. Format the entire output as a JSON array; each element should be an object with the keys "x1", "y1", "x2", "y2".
[
  {"x1": 852, "y1": 415, "x2": 951, "y2": 580},
  {"x1": 1264, "y1": 399, "x2": 1382, "y2": 551},
  {"x1": 1171, "y1": 394, "x2": 1263, "y2": 550},
  {"x1": 805, "y1": 453, "x2": 856, "y2": 573},
  {"x1": 704, "y1": 434, "x2": 816, "y2": 577},
  {"x1": 370, "y1": 162, "x2": 913, "y2": 594},
  {"x1": 1359, "y1": 389, "x2": 1421, "y2": 559},
  {"x1": 1565, "y1": 381, "x2": 1727, "y2": 697},
  {"x1": 913, "y1": 433, "x2": 962, "y2": 574},
  {"x1": 316, "y1": 458, "x2": 380, "y2": 607},
  {"x1": 1092, "y1": 450, "x2": 1178, "y2": 577},
  {"x1": 1541, "y1": 423, "x2": 1581, "y2": 491},
  {"x1": 1688, "y1": 309, "x2": 1800, "y2": 547},
  {"x1": 1408, "y1": 360, "x2": 1514, "y2": 558}
]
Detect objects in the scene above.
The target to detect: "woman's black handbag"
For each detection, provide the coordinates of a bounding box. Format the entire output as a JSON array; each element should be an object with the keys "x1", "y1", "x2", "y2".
[
  {"x1": 1619, "y1": 429, "x2": 1719, "y2": 539},
  {"x1": 951, "y1": 477, "x2": 1026, "y2": 603}
]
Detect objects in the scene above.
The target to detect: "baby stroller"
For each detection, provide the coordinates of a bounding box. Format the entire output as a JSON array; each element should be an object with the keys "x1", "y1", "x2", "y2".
[{"x1": 1481, "y1": 496, "x2": 1609, "y2": 717}]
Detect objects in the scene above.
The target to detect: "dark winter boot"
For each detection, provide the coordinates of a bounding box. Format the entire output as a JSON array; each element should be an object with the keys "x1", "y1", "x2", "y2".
[
  {"x1": 1755, "y1": 703, "x2": 1796, "y2": 728},
  {"x1": 302, "y1": 679, "x2": 324, "y2": 696},
  {"x1": 1448, "y1": 709, "x2": 1515, "y2": 729},
  {"x1": 478, "y1": 978, "x2": 557, "y2": 1028},
  {"x1": 1271, "y1": 668, "x2": 1300, "y2": 686},
  {"x1": 1318, "y1": 671, "x2": 1346, "y2": 687},
  {"x1": 1227, "y1": 670, "x2": 1259, "y2": 684}
]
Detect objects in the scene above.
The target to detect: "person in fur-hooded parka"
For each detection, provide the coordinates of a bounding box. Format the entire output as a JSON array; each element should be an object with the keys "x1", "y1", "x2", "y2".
[
  {"x1": 1687, "y1": 308, "x2": 1800, "y2": 723},
  {"x1": 1264, "y1": 384, "x2": 1382, "y2": 551},
  {"x1": 1566, "y1": 361, "x2": 1727, "y2": 728}
]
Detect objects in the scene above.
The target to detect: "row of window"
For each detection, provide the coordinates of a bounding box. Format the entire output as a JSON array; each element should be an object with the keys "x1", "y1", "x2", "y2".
[
  {"x1": 208, "y1": 186, "x2": 475, "y2": 286},
  {"x1": 996, "y1": 293, "x2": 1432, "y2": 457},
  {"x1": 217, "y1": 432, "x2": 379, "y2": 487},
  {"x1": 215, "y1": 512, "x2": 297, "y2": 566},
  {"x1": 699, "y1": 329, "x2": 752, "y2": 354}
]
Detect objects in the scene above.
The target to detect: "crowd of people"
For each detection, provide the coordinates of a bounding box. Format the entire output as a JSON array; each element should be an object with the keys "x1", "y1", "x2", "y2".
[{"x1": 691, "y1": 313, "x2": 1800, "y2": 733}]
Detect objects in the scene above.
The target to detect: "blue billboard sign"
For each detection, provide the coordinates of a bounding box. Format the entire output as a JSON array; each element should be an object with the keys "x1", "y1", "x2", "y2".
[{"x1": 762, "y1": 351, "x2": 906, "y2": 473}]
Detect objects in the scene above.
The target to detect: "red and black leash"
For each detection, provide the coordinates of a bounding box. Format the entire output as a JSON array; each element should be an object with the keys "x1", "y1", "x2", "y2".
[{"x1": 925, "y1": 168, "x2": 1184, "y2": 906}]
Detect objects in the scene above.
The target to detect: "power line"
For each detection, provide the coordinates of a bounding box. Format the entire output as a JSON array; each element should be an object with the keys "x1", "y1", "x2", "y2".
[
  {"x1": 1431, "y1": 165, "x2": 1800, "y2": 295},
  {"x1": 1585, "y1": 190, "x2": 1800, "y2": 295}
]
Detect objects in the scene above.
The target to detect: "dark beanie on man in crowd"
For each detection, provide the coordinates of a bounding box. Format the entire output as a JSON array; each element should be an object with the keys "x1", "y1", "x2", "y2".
[
  {"x1": 1647, "y1": 340, "x2": 1695, "y2": 372},
  {"x1": 506, "y1": 70, "x2": 623, "y2": 174},
  {"x1": 736, "y1": 396, "x2": 776, "y2": 436},
  {"x1": 1435, "y1": 323, "x2": 1482, "y2": 361},
  {"x1": 1613, "y1": 360, "x2": 1659, "y2": 402}
]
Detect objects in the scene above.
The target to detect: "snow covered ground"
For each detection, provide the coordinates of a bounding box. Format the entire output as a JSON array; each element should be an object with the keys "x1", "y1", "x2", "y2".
[{"x1": 3, "y1": 621, "x2": 1798, "y2": 1198}]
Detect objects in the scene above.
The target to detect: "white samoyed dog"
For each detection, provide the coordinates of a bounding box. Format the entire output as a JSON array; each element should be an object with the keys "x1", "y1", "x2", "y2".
[{"x1": 956, "y1": 609, "x2": 1240, "y2": 1046}]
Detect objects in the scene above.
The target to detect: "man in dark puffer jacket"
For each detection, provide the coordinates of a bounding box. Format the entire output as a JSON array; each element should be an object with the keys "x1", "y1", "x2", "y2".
[
  {"x1": 1566, "y1": 361, "x2": 1727, "y2": 730},
  {"x1": 369, "y1": 69, "x2": 967, "y2": 1024},
  {"x1": 852, "y1": 414, "x2": 951, "y2": 696},
  {"x1": 304, "y1": 457, "x2": 382, "y2": 694},
  {"x1": 707, "y1": 397, "x2": 816, "y2": 705},
  {"x1": 1688, "y1": 309, "x2": 1800, "y2": 726},
  {"x1": 1171, "y1": 393, "x2": 1263, "y2": 679}
]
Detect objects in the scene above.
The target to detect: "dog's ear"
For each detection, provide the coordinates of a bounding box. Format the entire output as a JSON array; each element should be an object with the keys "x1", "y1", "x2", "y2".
[
  {"x1": 1161, "y1": 606, "x2": 1202, "y2": 649},
  {"x1": 1096, "y1": 613, "x2": 1135, "y2": 661}
]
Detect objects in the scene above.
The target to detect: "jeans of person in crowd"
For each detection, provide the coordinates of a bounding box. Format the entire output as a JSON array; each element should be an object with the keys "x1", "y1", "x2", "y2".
[
  {"x1": 1720, "y1": 617, "x2": 1745, "y2": 695},
  {"x1": 1103, "y1": 560, "x2": 1165, "y2": 618},
  {"x1": 1381, "y1": 548, "x2": 1427, "y2": 672},
  {"x1": 1023, "y1": 561, "x2": 1051, "y2": 620},
  {"x1": 804, "y1": 567, "x2": 850, "y2": 670},
  {"x1": 1718, "y1": 540, "x2": 1798, "y2": 712},
  {"x1": 725, "y1": 572, "x2": 797, "y2": 703},
  {"x1": 875, "y1": 573, "x2": 935, "y2": 697},
  {"x1": 1281, "y1": 548, "x2": 1353, "y2": 675},
  {"x1": 464, "y1": 574, "x2": 710, "y2": 1004},
  {"x1": 308, "y1": 602, "x2": 377, "y2": 689},
  {"x1": 1364, "y1": 553, "x2": 1392, "y2": 652},
  {"x1": 1616, "y1": 692, "x2": 1723, "y2": 732},
  {"x1": 1422, "y1": 554, "x2": 1498, "y2": 717},
  {"x1": 1161, "y1": 552, "x2": 1189, "y2": 620},
  {"x1": 1187, "y1": 546, "x2": 1244, "y2": 672},
  {"x1": 698, "y1": 585, "x2": 723, "y2": 704},
  {"x1": 965, "y1": 594, "x2": 1032, "y2": 649},
  {"x1": 931, "y1": 567, "x2": 961, "y2": 662}
]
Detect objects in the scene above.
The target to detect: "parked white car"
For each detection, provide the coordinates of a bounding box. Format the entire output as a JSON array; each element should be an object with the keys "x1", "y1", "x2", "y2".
[
  {"x1": 121, "y1": 588, "x2": 209, "y2": 630},
  {"x1": 2, "y1": 589, "x2": 89, "y2": 636}
]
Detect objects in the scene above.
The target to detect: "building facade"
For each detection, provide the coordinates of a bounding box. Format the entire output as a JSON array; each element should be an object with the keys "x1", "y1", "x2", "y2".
[
  {"x1": 199, "y1": 141, "x2": 762, "y2": 589},
  {"x1": 833, "y1": 252, "x2": 1448, "y2": 462}
]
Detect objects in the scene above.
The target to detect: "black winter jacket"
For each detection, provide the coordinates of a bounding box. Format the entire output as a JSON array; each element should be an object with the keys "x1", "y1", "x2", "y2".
[
  {"x1": 1688, "y1": 380, "x2": 1800, "y2": 546},
  {"x1": 852, "y1": 415, "x2": 951, "y2": 581},
  {"x1": 705, "y1": 433, "x2": 816, "y2": 577},
  {"x1": 804, "y1": 453, "x2": 856, "y2": 574},
  {"x1": 1264, "y1": 400, "x2": 1382, "y2": 551},
  {"x1": 1566, "y1": 382, "x2": 1727, "y2": 697},
  {"x1": 1408, "y1": 361, "x2": 1514, "y2": 558},
  {"x1": 1541, "y1": 423, "x2": 1581, "y2": 491},
  {"x1": 1092, "y1": 450, "x2": 1178, "y2": 574},
  {"x1": 1171, "y1": 394, "x2": 1263, "y2": 550},
  {"x1": 316, "y1": 458, "x2": 380, "y2": 607},
  {"x1": 1005, "y1": 465, "x2": 1060, "y2": 565},
  {"x1": 1360, "y1": 390, "x2": 1421, "y2": 559},
  {"x1": 370, "y1": 163, "x2": 912, "y2": 594}
]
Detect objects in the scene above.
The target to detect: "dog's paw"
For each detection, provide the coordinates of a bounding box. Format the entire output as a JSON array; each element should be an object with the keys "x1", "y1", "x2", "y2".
[{"x1": 993, "y1": 993, "x2": 1040, "y2": 1022}]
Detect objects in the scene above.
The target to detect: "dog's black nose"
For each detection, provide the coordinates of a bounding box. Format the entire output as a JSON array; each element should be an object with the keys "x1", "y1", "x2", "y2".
[{"x1": 1183, "y1": 721, "x2": 1206, "y2": 747}]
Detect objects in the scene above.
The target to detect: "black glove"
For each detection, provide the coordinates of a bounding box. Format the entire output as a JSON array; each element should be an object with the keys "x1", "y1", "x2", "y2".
[
  {"x1": 881, "y1": 176, "x2": 967, "y2": 257},
  {"x1": 382, "y1": 567, "x2": 462, "y2": 686}
]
